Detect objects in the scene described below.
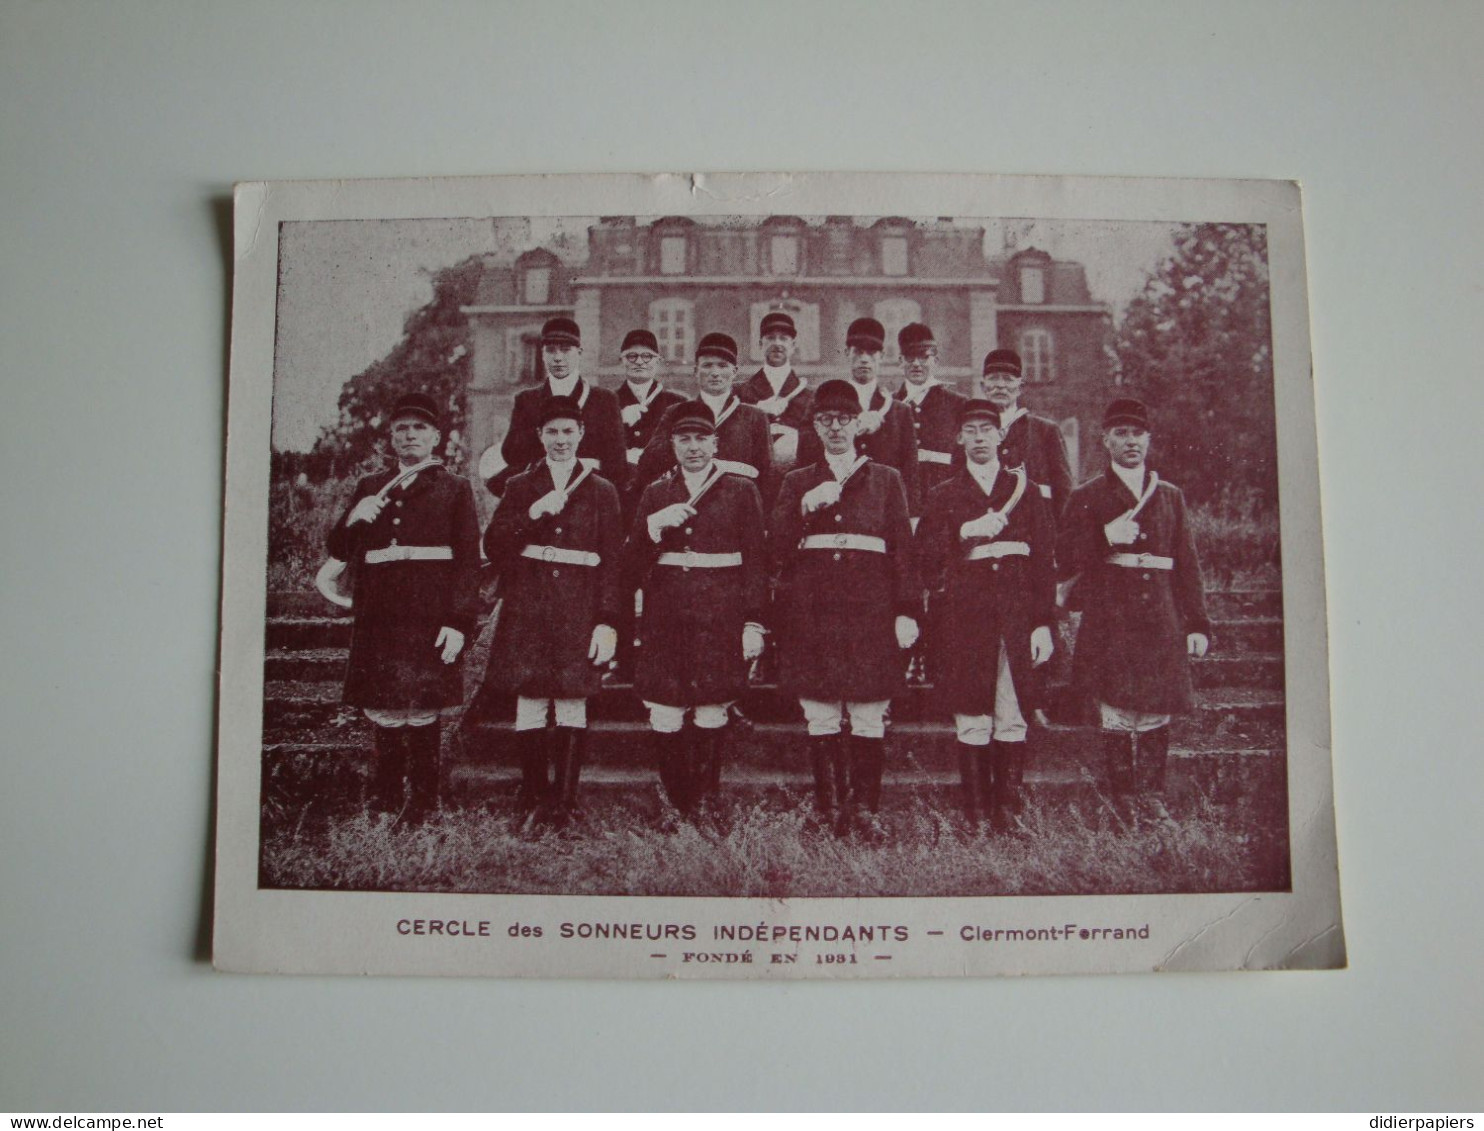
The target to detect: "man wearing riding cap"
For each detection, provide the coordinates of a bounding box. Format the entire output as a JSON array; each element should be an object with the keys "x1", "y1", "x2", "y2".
[
  {"x1": 916, "y1": 398, "x2": 1056, "y2": 830},
  {"x1": 327, "y1": 392, "x2": 480, "y2": 824},
  {"x1": 796, "y1": 317, "x2": 921, "y2": 519},
  {"x1": 734, "y1": 310, "x2": 813, "y2": 472},
  {"x1": 615, "y1": 328, "x2": 684, "y2": 491},
  {"x1": 1058, "y1": 398, "x2": 1211, "y2": 813},
  {"x1": 625, "y1": 399, "x2": 768, "y2": 815},
  {"x1": 635, "y1": 332, "x2": 775, "y2": 508},
  {"x1": 469, "y1": 395, "x2": 624, "y2": 824},
  {"x1": 771, "y1": 378, "x2": 919, "y2": 833},
  {"x1": 976, "y1": 348, "x2": 1074, "y2": 520},
  {"x1": 484, "y1": 316, "x2": 627, "y2": 500},
  {"x1": 894, "y1": 322, "x2": 965, "y2": 501}
]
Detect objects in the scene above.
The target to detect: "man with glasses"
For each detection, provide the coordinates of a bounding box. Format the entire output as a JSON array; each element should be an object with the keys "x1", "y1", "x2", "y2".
[
  {"x1": 894, "y1": 321, "x2": 966, "y2": 502},
  {"x1": 625, "y1": 399, "x2": 768, "y2": 815},
  {"x1": 615, "y1": 328, "x2": 684, "y2": 489},
  {"x1": 975, "y1": 348, "x2": 1074, "y2": 521},
  {"x1": 483, "y1": 317, "x2": 628, "y2": 500},
  {"x1": 771, "y1": 379, "x2": 920, "y2": 834},
  {"x1": 796, "y1": 317, "x2": 921, "y2": 520},
  {"x1": 635, "y1": 332, "x2": 775, "y2": 509},
  {"x1": 735, "y1": 310, "x2": 813, "y2": 472}
]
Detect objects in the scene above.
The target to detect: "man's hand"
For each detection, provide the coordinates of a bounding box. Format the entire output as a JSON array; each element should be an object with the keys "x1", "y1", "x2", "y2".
[
  {"x1": 1030, "y1": 625, "x2": 1054, "y2": 666},
  {"x1": 528, "y1": 489, "x2": 567, "y2": 521},
  {"x1": 626, "y1": 446, "x2": 644, "y2": 465},
  {"x1": 435, "y1": 626, "x2": 465, "y2": 664},
  {"x1": 857, "y1": 409, "x2": 884, "y2": 435},
  {"x1": 589, "y1": 624, "x2": 618, "y2": 666},
  {"x1": 757, "y1": 395, "x2": 789, "y2": 417},
  {"x1": 646, "y1": 502, "x2": 695, "y2": 542},
  {"x1": 621, "y1": 404, "x2": 644, "y2": 427},
  {"x1": 895, "y1": 615, "x2": 920, "y2": 650},
  {"x1": 960, "y1": 512, "x2": 1008, "y2": 541},
  {"x1": 800, "y1": 480, "x2": 843, "y2": 514},
  {"x1": 1104, "y1": 515, "x2": 1140, "y2": 545},
  {"x1": 742, "y1": 623, "x2": 765, "y2": 661},
  {"x1": 348, "y1": 495, "x2": 386, "y2": 526},
  {"x1": 1187, "y1": 632, "x2": 1210, "y2": 658}
]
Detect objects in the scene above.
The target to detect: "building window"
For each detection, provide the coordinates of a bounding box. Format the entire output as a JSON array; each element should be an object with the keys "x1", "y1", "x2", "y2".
[
  {"x1": 874, "y1": 298, "x2": 922, "y2": 361},
  {"x1": 522, "y1": 267, "x2": 550, "y2": 305},
  {"x1": 1020, "y1": 328, "x2": 1055, "y2": 382},
  {"x1": 770, "y1": 234, "x2": 799, "y2": 275},
  {"x1": 1020, "y1": 265, "x2": 1046, "y2": 304},
  {"x1": 650, "y1": 298, "x2": 694, "y2": 362},
  {"x1": 659, "y1": 235, "x2": 688, "y2": 275},
  {"x1": 881, "y1": 235, "x2": 909, "y2": 276},
  {"x1": 749, "y1": 301, "x2": 821, "y2": 363}
]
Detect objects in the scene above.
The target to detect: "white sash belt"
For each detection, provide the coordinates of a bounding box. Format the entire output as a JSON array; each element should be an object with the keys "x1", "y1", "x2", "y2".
[
  {"x1": 713, "y1": 459, "x2": 760, "y2": 479},
  {"x1": 1107, "y1": 552, "x2": 1174, "y2": 570},
  {"x1": 364, "y1": 545, "x2": 453, "y2": 564},
  {"x1": 799, "y1": 533, "x2": 887, "y2": 554},
  {"x1": 966, "y1": 541, "x2": 1030, "y2": 561},
  {"x1": 917, "y1": 449, "x2": 952, "y2": 465},
  {"x1": 521, "y1": 544, "x2": 601, "y2": 567},
  {"x1": 656, "y1": 551, "x2": 743, "y2": 569}
]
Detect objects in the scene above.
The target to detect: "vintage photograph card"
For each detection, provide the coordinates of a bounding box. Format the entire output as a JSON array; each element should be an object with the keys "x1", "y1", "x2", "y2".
[{"x1": 213, "y1": 172, "x2": 1343, "y2": 977}]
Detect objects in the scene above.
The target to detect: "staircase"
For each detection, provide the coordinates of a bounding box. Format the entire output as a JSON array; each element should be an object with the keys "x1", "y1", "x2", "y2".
[{"x1": 260, "y1": 589, "x2": 1287, "y2": 815}]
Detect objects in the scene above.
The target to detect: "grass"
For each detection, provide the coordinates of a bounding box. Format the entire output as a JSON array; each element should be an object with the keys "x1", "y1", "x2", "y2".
[{"x1": 260, "y1": 787, "x2": 1289, "y2": 898}]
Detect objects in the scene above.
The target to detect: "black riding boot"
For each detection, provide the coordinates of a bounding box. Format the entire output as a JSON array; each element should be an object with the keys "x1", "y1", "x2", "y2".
[
  {"x1": 550, "y1": 726, "x2": 586, "y2": 825},
  {"x1": 402, "y1": 721, "x2": 441, "y2": 824},
  {"x1": 808, "y1": 734, "x2": 839, "y2": 819},
  {"x1": 371, "y1": 725, "x2": 408, "y2": 816},
  {"x1": 656, "y1": 727, "x2": 689, "y2": 811},
  {"x1": 956, "y1": 742, "x2": 982, "y2": 825},
  {"x1": 851, "y1": 734, "x2": 886, "y2": 826},
  {"x1": 512, "y1": 727, "x2": 550, "y2": 814},
  {"x1": 1102, "y1": 729, "x2": 1136, "y2": 820},
  {"x1": 998, "y1": 738, "x2": 1028, "y2": 826},
  {"x1": 700, "y1": 724, "x2": 727, "y2": 800},
  {"x1": 1136, "y1": 725, "x2": 1170, "y2": 796},
  {"x1": 975, "y1": 745, "x2": 999, "y2": 830}
]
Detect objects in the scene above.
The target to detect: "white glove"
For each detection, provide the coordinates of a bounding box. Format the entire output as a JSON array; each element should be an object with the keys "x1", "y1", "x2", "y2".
[
  {"x1": 1030, "y1": 625, "x2": 1054, "y2": 666},
  {"x1": 895, "y1": 615, "x2": 920, "y2": 650},
  {"x1": 960, "y1": 512, "x2": 1008, "y2": 540},
  {"x1": 348, "y1": 495, "x2": 386, "y2": 526},
  {"x1": 646, "y1": 502, "x2": 695, "y2": 542},
  {"x1": 621, "y1": 404, "x2": 644, "y2": 427},
  {"x1": 858, "y1": 409, "x2": 884, "y2": 435},
  {"x1": 589, "y1": 624, "x2": 618, "y2": 666},
  {"x1": 435, "y1": 626, "x2": 466, "y2": 664},
  {"x1": 1104, "y1": 515, "x2": 1140, "y2": 545},
  {"x1": 742, "y1": 623, "x2": 765, "y2": 661},
  {"x1": 800, "y1": 480, "x2": 843, "y2": 514},
  {"x1": 757, "y1": 395, "x2": 789, "y2": 417},
  {"x1": 627, "y1": 446, "x2": 644, "y2": 465},
  {"x1": 1187, "y1": 632, "x2": 1210, "y2": 658},
  {"x1": 528, "y1": 489, "x2": 567, "y2": 521}
]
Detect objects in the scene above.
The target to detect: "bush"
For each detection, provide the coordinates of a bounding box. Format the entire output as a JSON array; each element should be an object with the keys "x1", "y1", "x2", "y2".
[
  {"x1": 1188, "y1": 487, "x2": 1280, "y2": 590},
  {"x1": 266, "y1": 472, "x2": 362, "y2": 593}
]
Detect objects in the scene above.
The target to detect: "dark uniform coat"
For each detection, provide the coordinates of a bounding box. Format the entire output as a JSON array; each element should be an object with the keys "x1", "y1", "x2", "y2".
[
  {"x1": 327, "y1": 464, "x2": 481, "y2": 710},
  {"x1": 472, "y1": 462, "x2": 624, "y2": 705},
  {"x1": 635, "y1": 395, "x2": 777, "y2": 510},
  {"x1": 916, "y1": 464, "x2": 1056, "y2": 714},
  {"x1": 735, "y1": 368, "x2": 815, "y2": 435},
  {"x1": 616, "y1": 380, "x2": 685, "y2": 518},
  {"x1": 896, "y1": 382, "x2": 967, "y2": 497},
  {"x1": 1058, "y1": 467, "x2": 1212, "y2": 715},
  {"x1": 625, "y1": 469, "x2": 768, "y2": 706},
  {"x1": 770, "y1": 460, "x2": 918, "y2": 702},
  {"x1": 486, "y1": 379, "x2": 628, "y2": 498},
  {"x1": 994, "y1": 409, "x2": 1075, "y2": 520},
  {"x1": 796, "y1": 385, "x2": 922, "y2": 517}
]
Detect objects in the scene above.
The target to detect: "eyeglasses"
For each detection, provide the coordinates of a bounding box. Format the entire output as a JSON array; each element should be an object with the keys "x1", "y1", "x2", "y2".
[
  {"x1": 622, "y1": 352, "x2": 659, "y2": 364},
  {"x1": 814, "y1": 413, "x2": 858, "y2": 428}
]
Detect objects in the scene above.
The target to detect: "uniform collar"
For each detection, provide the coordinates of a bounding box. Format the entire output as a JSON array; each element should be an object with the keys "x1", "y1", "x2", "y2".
[
  {"x1": 546, "y1": 457, "x2": 577, "y2": 491},
  {"x1": 966, "y1": 457, "x2": 1000, "y2": 496},
  {"x1": 1110, "y1": 460, "x2": 1147, "y2": 501},
  {"x1": 824, "y1": 448, "x2": 859, "y2": 481},
  {"x1": 851, "y1": 380, "x2": 880, "y2": 412},
  {"x1": 680, "y1": 462, "x2": 714, "y2": 494},
  {"x1": 547, "y1": 373, "x2": 579, "y2": 398},
  {"x1": 700, "y1": 389, "x2": 733, "y2": 417},
  {"x1": 899, "y1": 378, "x2": 939, "y2": 406},
  {"x1": 762, "y1": 364, "x2": 792, "y2": 394}
]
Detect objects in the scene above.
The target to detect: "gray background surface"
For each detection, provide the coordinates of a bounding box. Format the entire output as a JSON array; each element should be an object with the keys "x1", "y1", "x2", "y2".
[{"x1": 2, "y1": 0, "x2": 1480, "y2": 1112}]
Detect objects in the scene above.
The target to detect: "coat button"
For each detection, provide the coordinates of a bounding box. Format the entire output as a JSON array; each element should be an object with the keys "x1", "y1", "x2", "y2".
[
  {"x1": 555, "y1": 527, "x2": 562, "y2": 535},
  {"x1": 991, "y1": 563, "x2": 999, "y2": 571},
  {"x1": 833, "y1": 553, "x2": 841, "y2": 561},
  {"x1": 1142, "y1": 572, "x2": 1151, "y2": 580},
  {"x1": 553, "y1": 569, "x2": 561, "y2": 578},
  {"x1": 684, "y1": 528, "x2": 693, "y2": 535},
  {"x1": 394, "y1": 500, "x2": 403, "y2": 507},
  {"x1": 834, "y1": 513, "x2": 843, "y2": 522},
  {"x1": 392, "y1": 518, "x2": 401, "y2": 525}
]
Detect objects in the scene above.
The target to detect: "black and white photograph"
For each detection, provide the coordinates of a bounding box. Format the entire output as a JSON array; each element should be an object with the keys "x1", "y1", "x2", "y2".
[{"x1": 215, "y1": 172, "x2": 1340, "y2": 978}]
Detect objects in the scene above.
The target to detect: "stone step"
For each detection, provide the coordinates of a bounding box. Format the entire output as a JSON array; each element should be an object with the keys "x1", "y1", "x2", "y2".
[{"x1": 266, "y1": 587, "x2": 1286, "y2": 623}]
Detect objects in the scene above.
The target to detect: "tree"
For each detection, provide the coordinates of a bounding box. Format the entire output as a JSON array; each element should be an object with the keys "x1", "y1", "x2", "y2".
[
  {"x1": 1113, "y1": 224, "x2": 1276, "y2": 507},
  {"x1": 304, "y1": 254, "x2": 486, "y2": 479}
]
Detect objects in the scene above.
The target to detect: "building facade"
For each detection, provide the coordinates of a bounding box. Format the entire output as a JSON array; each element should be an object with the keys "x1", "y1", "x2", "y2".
[{"x1": 462, "y1": 216, "x2": 1112, "y2": 499}]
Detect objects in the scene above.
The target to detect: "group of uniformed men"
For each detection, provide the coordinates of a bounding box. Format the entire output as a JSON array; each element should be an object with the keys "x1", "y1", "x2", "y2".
[{"x1": 328, "y1": 310, "x2": 1211, "y2": 833}]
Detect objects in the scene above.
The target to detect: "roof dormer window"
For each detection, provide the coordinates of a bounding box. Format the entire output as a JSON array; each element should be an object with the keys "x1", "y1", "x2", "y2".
[{"x1": 1020, "y1": 264, "x2": 1046, "y2": 304}]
